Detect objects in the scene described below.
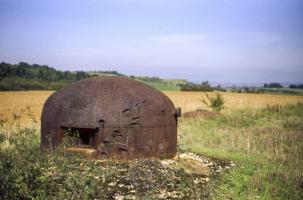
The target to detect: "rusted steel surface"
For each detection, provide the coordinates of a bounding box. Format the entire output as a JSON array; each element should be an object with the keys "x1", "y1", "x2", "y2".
[{"x1": 41, "y1": 76, "x2": 180, "y2": 159}]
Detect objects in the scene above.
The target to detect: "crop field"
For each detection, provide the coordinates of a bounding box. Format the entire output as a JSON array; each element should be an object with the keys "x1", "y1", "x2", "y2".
[
  {"x1": 0, "y1": 91, "x2": 52, "y2": 126},
  {"x1": 1, "y1": 91, "x2": 303, "y2": 126},
  {"x1": 165, "y1": 91, "x2": 303, "y2": 112},
  {"x1": 1, "y1": 90, "x2": 303, "y2": 199}
]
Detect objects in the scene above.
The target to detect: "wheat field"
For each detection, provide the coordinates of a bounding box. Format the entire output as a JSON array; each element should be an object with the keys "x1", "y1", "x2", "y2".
[
  {"x1": 165, "y1": 91, "x2": 303, "y2": 112},
  {"x1": 0, "y1": 91, "x2": 303, "y2": 126}
]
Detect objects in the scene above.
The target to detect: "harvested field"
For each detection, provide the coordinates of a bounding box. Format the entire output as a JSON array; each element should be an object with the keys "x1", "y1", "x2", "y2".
[
  {"x1": 1, "y1": 91, "x2": 303, "y2": 125},
  {"x1": 164, "y1": 91, "x2": 303, "y2": 113}
]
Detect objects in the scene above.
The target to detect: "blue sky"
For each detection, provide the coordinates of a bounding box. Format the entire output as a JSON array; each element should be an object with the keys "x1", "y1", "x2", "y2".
[{"x1": 1, "y1": 0, "x2": 303, "y2": 83}]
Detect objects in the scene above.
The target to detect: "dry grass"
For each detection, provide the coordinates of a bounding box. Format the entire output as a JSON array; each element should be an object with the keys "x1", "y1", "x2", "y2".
[
  {"x1": 164, "y1": 91, "x2": 303, "y2": 113},
  {"x1": 0, "y1": 91, "x2": 53, "y2": 126},
  {"x1": 1, "y1": 90, "x2": 303, "y2": 125}
]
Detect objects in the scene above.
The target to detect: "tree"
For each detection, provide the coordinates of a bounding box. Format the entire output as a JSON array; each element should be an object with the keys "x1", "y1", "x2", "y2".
[
  {"x1": 0, "y1": 62, "x2": 12, "y2": 77},
  {"x1": 0, "y1": 62, "x2": 92, "y2": 91},
  {"x1": 264, "y1": 83, "x2": 283, "y2": 88}
]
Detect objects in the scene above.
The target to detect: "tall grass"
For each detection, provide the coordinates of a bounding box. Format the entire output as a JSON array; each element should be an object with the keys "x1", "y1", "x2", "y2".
[{"x1": 179, "y1": 103, "x2": 303, "y2": 199}]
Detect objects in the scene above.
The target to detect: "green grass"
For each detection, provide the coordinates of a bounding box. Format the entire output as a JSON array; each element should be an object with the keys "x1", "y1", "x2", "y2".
[
  {"x1": 0, "y1": 76, "x2": 70, "y2": 91},
  {"x1": 137, "y1": 79, "x2": 181, "y2": 91},
  {"x1": 179, "y1": 103, "x2": 303, "y2": 199},
  {"x1": 87, "y1": 73, "x2": 183, "y2": 91}
]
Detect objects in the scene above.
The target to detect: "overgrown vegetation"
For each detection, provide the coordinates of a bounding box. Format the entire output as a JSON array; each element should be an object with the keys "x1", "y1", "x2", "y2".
[
  {"x1": 179, "y1": 102, "x2": 303, "y2": 199},
  {"x1": 0, "y1": 112, "x2": 219, "y2": 199},
  {"x1": 0, "y1": 125, "x2": 208, "y2": 199}
]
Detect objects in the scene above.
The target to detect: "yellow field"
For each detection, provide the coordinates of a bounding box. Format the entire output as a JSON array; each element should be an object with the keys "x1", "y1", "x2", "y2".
[
  {"x1": 164, "y1": 91, "x2": 303, "y2": 112},
  {"x1": 0, "y1": 91, "x2": 303, "y2": 126},
  {"x1": 0, "y1": 91, "x2": 53, "y2": 126}
]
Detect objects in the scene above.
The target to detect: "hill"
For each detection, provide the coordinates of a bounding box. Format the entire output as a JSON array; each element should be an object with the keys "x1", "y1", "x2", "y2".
[
  {"x1": 2, "y1": 62, "x2": 301, "y2": 95},
  {"x1": 0, "y1": 62, "x2": 89, "y2": 91},
  {"x1": 0, "y1": 62, "x2": 184, "y2": 91}
]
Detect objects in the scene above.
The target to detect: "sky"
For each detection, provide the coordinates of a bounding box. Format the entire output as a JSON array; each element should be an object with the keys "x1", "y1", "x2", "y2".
[{"x1": 1, "y1": 0, "x2": 303, "y2": 84}]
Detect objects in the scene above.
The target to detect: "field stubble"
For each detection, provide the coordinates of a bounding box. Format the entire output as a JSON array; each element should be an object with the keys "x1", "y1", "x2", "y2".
[{"x1": 1, "y1": 91, "x2": 303, "y2": 125}]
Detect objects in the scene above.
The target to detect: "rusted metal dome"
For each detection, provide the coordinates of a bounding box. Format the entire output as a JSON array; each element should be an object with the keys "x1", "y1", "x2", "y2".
[{"x1": 41, "y1": 76, "x2": 180, "y2": 159}]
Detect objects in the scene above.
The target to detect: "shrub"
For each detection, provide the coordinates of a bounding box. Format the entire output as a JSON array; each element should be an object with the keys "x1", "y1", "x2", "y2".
[{"x1": 201, "y1": 92, "x2": 225, "y2": 112}]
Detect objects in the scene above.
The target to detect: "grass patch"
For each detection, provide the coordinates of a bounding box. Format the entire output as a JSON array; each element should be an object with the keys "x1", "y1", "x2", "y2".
[
  {"x1": 179, "y1": 103, "x2": 303, "y2": 199},
  {"x1": 136, "y1": 79, "x2": 181, "y2": 91}
]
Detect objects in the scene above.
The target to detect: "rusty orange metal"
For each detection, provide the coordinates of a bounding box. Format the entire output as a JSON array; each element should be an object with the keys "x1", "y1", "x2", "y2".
[{"x1": 41, "y1": 76, "x2": 181, "y2": 159}]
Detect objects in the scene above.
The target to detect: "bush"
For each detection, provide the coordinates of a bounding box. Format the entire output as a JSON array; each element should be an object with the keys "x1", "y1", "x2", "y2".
[{"x1": 201, "y1": 92, "x2": 225, "y2": 112}]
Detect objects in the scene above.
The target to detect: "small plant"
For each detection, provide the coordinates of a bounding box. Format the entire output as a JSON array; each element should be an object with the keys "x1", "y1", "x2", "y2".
[{"x1": 201, "y1": 92, "x2": 225, "y2": 112}]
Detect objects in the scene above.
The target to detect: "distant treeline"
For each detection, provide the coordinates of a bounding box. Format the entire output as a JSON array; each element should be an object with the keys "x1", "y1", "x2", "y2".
[
  {"x1": 0, "y1": 62, "x2": 89, "y2": 91},
  {"x1": 263, "y1": 83, "x2": 303, "y2": 89},
  {"x1": 230, "y1": 87, "x2": 303, "y2": 95},
  {"x1": 230, "y1": 87, "x2": 264, "y2": 94},
  {"x1": 263, "y1": 83, "x2": 283, "y2": 88},
  {"x1": 289, "y1": 84, "x2": 303, "y2": 89},
  {"x1": 89, "y1": 70, "x2": 125, "y2": 77},
  {"x1": 136, "y1": 76, "x2": 161, "y2": 82},
  {"x1": 1, "y1": 62, "x2": 302, "y2": 93},
  {"x1": 180, "y1": 81, "x2": 226, "y2": 92}
]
